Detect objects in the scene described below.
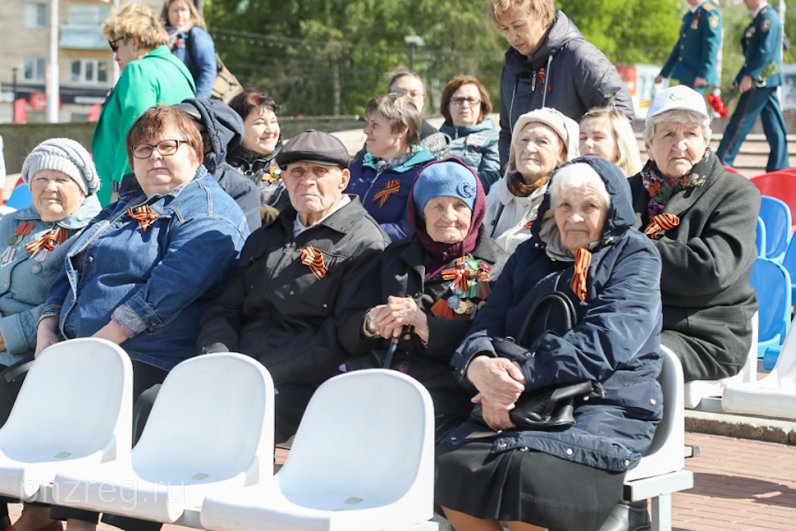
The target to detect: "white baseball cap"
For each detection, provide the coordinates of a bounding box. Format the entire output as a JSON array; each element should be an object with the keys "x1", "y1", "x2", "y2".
[{"x1": 648, "y1": 85, "x2": 709, "y2": 121}]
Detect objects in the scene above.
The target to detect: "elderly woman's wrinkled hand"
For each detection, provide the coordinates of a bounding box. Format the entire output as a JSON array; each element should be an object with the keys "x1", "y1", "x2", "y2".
[
  {"x1": 467, "y1": 356, "x2": 525, "y2": 429},
  {"x1": 368, "y1": 296, "x2": 430, "y2": 344}
]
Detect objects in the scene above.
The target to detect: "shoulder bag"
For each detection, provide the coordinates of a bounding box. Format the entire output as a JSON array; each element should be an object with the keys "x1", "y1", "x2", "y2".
[{"x1": 470, "y1": 288, "x2": 596, "y2": 430}]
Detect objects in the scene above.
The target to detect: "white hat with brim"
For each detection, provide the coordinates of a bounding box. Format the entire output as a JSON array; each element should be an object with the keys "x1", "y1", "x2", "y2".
[{"x1": 647, "y1": 85, "x2": 709, "y2": 121}]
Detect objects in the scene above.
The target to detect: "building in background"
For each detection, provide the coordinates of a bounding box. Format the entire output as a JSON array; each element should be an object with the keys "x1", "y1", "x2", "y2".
[{"x1": 0, "y1": 0, "x2": 162, "y2": 123}]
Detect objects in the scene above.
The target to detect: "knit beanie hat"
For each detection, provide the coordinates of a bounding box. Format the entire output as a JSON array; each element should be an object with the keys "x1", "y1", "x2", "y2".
[
  {"x1": 413, "y1": 160, "x2": 477, "y2": 217},
  {"x1": 21, "y1": 138, "x2": 100, "y2": 196},
  {"x1": 508, "y1": 108, "x2": 580, "y2": 173}
]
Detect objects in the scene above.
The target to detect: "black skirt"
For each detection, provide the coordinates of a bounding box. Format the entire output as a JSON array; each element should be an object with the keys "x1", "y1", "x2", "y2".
[{"x1": 435, "y1": 439, "x2": 625, "y2": 531}]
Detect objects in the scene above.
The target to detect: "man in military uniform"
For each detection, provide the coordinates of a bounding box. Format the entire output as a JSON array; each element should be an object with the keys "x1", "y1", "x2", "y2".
[
  {"x1": 656, "y1": 0, "x2": 722, "y2": 94},
  {"x1": 717, "y1": 0, "x2": 789, "y2": 173}
]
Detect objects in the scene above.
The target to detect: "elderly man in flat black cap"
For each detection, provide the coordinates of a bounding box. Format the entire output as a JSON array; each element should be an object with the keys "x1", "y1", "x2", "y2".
[{"x1": 198, "y1": 129, "x2": 390, "y2": 442}]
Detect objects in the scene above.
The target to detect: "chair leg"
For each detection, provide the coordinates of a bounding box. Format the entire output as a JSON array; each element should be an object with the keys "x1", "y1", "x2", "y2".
[{"x1": 650, "y1": 493, "x2": 672, "y2": 531}]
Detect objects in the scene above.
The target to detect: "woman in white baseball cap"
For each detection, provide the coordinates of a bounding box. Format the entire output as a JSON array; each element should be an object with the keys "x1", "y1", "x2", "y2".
[{"x1": 628, "y1": 84, "x2": 759, "y2": 383}]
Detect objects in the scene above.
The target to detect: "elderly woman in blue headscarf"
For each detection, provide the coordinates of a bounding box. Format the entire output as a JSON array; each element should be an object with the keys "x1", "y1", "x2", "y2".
[
  {"x1": 436, "y1": 157, "x2": 664, "y2": 531},
  {"x1": 339, "y1": 159, "x2": 508, "y2": 439}
]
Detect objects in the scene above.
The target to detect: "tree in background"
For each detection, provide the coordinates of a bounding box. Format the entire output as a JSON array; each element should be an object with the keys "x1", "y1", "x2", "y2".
[{"x1": 204, "y1": 0, "x2": 786, "y2": 117}]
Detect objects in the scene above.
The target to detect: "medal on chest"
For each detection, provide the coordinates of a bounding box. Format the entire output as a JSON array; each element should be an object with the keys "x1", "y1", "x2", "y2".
[{"x1": 430, "y1": 256, "x2": 491, "y2": 319}]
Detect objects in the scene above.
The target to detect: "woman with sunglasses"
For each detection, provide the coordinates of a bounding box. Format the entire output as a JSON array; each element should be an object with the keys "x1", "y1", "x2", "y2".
[
  {"x1": 35, "y1": 106, "x2": 248, "y2": 531},
  {"x1": 439, "y1": 75, "x2": 501, "y2": 193},
  {"x1": 92, "y1": 2, "x2": 196, "y2": 206}
]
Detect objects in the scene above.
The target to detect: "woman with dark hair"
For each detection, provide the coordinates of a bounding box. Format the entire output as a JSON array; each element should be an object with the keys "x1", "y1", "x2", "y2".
[
  {"x1": 347, "y1": 93, "x2": 435, "y2": 241},
  {"x1": 228, "y1": 88, "x2": 286, "y2": 222},
  {"x1": 439, "y1": 75, "x2": 500, "y2": 192},
  {"x1": 339, "y1": 159, "x2": 507, "y2": 439}
]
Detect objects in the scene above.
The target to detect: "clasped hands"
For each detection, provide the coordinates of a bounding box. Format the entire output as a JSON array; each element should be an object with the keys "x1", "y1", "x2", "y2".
[
  {"x1": 365, "y1": 296, "x2": 430, "y2": 345},
  {"x1": 467, "y1": 355, "x2": 526, "y2": 431}
]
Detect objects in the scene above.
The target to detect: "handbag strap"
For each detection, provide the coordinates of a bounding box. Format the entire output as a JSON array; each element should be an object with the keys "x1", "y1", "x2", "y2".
[{"x1": 515, "y1": 278, "x2": 577, "y2": 347}]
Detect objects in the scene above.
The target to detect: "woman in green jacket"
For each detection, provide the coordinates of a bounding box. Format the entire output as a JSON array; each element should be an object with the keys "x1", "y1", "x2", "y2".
[{"x1": 93, "y1": 2, "x2": 196, "y2": 205}]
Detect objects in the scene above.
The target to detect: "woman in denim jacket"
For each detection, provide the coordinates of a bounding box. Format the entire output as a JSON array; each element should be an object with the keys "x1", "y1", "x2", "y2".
[{"x1": 35, "y1": 106, "x2": 248, "y2": 531}]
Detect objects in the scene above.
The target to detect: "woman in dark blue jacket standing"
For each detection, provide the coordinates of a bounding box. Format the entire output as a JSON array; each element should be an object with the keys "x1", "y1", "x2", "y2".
[
  {"x1": 162, "y1": 0, "x2": 216, "y2": 99},
  {"x1": 436, "y1": 157, "x2": 663, "y2": 531}
]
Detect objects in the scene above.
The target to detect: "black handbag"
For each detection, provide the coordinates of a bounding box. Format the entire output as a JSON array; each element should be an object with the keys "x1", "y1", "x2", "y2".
[{"x1": 471, "y1": 288, "x2": 596, "y2": 430}]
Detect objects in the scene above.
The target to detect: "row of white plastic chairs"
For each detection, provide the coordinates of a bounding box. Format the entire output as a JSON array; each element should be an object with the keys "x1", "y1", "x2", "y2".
[
  {"x1": 0, "y1": 338, "x2": 691, "y2": 531},
  {"x1": 0, "y1": 338, "x2": 437, "y2": 530}
]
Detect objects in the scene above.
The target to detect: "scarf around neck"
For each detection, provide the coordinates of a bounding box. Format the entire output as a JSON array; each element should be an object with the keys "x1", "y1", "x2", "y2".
[{"x1": 641, "y1": 150, "x2": 710, "y2": 219}]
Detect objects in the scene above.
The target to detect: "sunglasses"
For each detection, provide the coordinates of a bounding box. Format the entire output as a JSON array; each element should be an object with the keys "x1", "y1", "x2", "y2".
[{"x1": 108, "y1": 36, "x2": 125, "y2": 53}]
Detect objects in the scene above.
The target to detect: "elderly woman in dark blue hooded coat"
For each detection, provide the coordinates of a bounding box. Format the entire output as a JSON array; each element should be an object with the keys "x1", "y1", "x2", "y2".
[{"x1": 436, "y1": 157, "x2": 664, "y2": 531}]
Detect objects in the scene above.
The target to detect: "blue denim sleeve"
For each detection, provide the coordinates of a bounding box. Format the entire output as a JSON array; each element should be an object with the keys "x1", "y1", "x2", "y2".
[
  {"x1": 39, "y1": 261, "x2": 69, "y2": 322},
  {"x1": 188, "y1": 27, "x2": 217, "y2": 99},
  {"x1": 0, "y1": 303, "x2": 43, "y2": 354},
  {"x1": 112, "y1": 215, "x2": 247, "y2": 335}
]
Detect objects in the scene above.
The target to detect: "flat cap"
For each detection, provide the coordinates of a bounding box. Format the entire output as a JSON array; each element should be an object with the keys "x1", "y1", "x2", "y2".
[{"x1": 276, "y1": 129, "x2": 350, "y2": 168}]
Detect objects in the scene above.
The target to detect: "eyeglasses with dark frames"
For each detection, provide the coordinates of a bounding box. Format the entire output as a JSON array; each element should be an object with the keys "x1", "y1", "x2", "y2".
[
  {"x1": 108, "y1": 36, "x2": 125, "y2": 53},
  {"x1": 131, "y1": 139, "x2": 189, "y2": 159}
]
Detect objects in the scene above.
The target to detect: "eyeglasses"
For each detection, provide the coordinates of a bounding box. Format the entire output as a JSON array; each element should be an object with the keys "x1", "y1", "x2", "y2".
[
  {"x1": 108, "y1": 36, "x2": 125, "y2": 53},
  {"x1": 451, "y1": 96, "x2": 481, "y2": 106},
  {"x1": 131, "y1": 139, "x2": 189, "y2": 159}
]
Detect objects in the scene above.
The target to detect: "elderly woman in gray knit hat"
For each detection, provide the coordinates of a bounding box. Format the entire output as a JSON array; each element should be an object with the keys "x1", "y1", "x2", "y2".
[{"x1": 0, "y1": 137, "x2": 100, "y2": 530}]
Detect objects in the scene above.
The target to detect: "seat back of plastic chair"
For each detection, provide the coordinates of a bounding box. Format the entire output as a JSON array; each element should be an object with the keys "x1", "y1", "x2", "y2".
[
  {"x1": 0, "y1": 338, "x2": 132, "y2": 459},
  {"x1": 132, "y1": 353, "x2": 273, "y2": 482},
  {"x1": 5, "y1": 183, "x2": 32, "y2": 210},
  {"x1": 625, "y1": 345, "x2": 684, "y2": 481},
  {"x1": 279, "y1": 369, "x2": 434, "y2": 510},
  {"x1": 750, "y1": 173, "x2": 796, "y2": 225},
  {"x1": 750, "y1": 258, "x2": 792, "y2": 344},
  {"x1": 756, "y1": 217, "x2": 766, "y2": 257},
  {"x1": 759, "y1": 196, "x2": 791, "y2": 261},
  {"x1": 782, "y1": 236, "x2": 796, "y2": 290}
]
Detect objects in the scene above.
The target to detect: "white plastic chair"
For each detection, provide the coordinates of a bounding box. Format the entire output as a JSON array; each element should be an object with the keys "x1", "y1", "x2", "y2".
[
  {"x1": 52, "y1": 353, "x2": 274, "y2": 525},
  {"x1": 200, "y1": 369, "x2": 436, "y2": 531},
  {"x1": 624, "y1": 346, "x2": 693, "y2": 531},
  {"x1": 722, "y1": 317, "x2": 796, "y2": 420},
  {"x1": 0, "y1": 338, "x2": 132, "y2": 501},
  {"x1": 682, "y1": 312, "x2": 759, "y2": 409}
]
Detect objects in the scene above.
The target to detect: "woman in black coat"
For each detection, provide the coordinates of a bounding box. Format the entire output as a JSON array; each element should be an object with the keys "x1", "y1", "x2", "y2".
[
  {"x1": 629, "y1": 85, "x2": 759, "y2": 382},
  {"x1": 339, "y1": 159, "x2": 507, "y2": 438}
]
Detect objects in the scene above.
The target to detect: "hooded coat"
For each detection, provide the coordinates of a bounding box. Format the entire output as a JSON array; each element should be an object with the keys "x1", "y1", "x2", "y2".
[
  {"x1": 498, "y1": 11, "x2": 634, "y2": 166},
  {"x1": 446, "y1": 157, "x2": 663, "y2": 474},
  {"x1": 120, "y1": 98, "x2": 261, "y2": 231}
]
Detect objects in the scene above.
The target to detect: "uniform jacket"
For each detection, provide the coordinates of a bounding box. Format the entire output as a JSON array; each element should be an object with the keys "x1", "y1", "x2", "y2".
[
  {"x1": 198, "y1": 196, "x2": 390, "y2": 385},
  {"x1": 660, "y1": 1, "x2": 722, "y2": 86},
  {"x1": 484, "y1": 173, "x2": 548, "y2": 254},
  {"x1": 346, "y1": 148, "x2": 436, "y2": 241},
  {"x1": 447, "y1": 157, "x2": 664, "y2": 473},
  {"x1": 338, "y1": 229, "x2": 507, "y2": 417},
  {"x1": 92, "y1": 46, "x2": 196, "y2": 205},
  {"x1": 41, "y1": 166, "x2": 248, "y2": 371},
  {"x1": 498, "y1": 11, "x2": 634, "y2": 166},
  {"x1": 170, "y1": 26, "x2": 217, "y2": 99},
  {"x1": 736, "y1": 3, "x2": 783, "y2": 87},
  {"x1": 119, "y1": 98, "x2": 262, "y2": 232},
  {"x1": 440, "y1": 119, "x2": 501, "y2": 193},
  {"x1": 628, "y1": 150, "x2": 759, "y2": 378},
  {"x1": 0, "y1": 197, "x2": 101, "y2": 365}
]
